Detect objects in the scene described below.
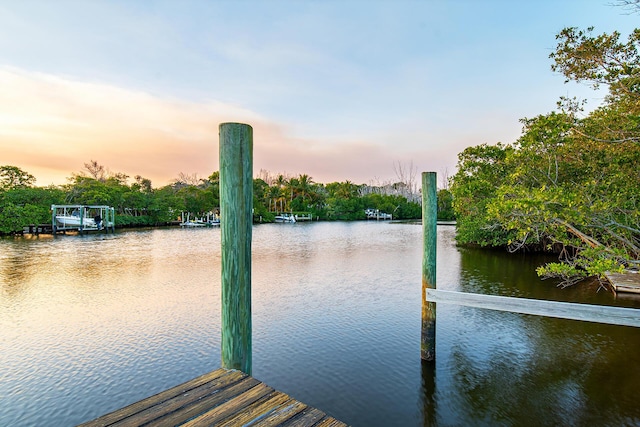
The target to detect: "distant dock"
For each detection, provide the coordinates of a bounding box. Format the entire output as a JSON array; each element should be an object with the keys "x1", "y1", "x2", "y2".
[
  {"x1": 605, "y1": 270, "x2": 640, "y2": 294},
  {"x1": 51, "y1": 204, "x2": 116, "y2": 235},
  {"x1": 79, "y1": 368, "x2": 347, "y2": 427}
]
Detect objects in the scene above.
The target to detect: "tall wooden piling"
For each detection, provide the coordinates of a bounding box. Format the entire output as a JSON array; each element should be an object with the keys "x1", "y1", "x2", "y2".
[
  {"x1": 421, "y1": 172, "x2": 437, "y2": 361},
  {"x1": 219, "y1": 123, "x2": 253, "y2": 374}
]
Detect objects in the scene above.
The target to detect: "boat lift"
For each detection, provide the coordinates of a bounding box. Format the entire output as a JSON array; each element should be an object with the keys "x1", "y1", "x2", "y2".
[{"x1": 51, "y1": 205, "x2": 116, "y2": 234}]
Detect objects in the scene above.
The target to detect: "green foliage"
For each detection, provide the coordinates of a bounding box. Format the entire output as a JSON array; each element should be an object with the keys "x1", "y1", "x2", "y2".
[
  {"x1": 253, "y1": 175, "x2": 421, "y2": 222},
  {"x1": 0, "y1": 165, "x2": 36, "y2": 190},
  {"x1": 252, "y1": 179, "x2": 275, "y2": 222},
  {"x1": 0, "y1": 185, "x2": 66, "y2": 233},
  {"x1": 535, "y1": 262, "x2": 586, "y2": 286},
  {"x1": 550, "y1": 27, "x2": 640, "y2": 100},
  {"x1": 452, "y1": 115, "x2": 639, "y2": 286},
  {"x1": 437, "y1": 189, "x2": 455, "y2": 221},
  {"x1": 0, "y1": 162, "x2": 427, "y2": 233},
  {"x1": 450, "y1": 143, "x2": 514, "y2": 247},
  {"x1": 0, "y1": 202, "x2": 41, "y2": 234},
  {"x1": 450, "y1": 23, "x2": 640, "y2": 287},
  {"x1": 115, "y1": 214, "x2": 155, "y2": 227},
  {"x1": 537, "y1": 247, "x2": 626, "y2": 288}
]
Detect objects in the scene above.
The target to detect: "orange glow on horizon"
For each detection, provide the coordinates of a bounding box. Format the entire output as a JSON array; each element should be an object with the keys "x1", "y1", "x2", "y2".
[{"x1": 0, "y1": 67, "x2": 460, "y2": 187}]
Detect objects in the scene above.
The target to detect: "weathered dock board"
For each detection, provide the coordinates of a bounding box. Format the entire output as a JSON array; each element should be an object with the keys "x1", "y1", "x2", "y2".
[
  {"x1": 427, "y1": 289, "x2": 640, "y2": 328},
  {"x1": 605, "y1": 271, "x2": 640, "y2": 294},
  {"x1": 78, "y1": 368, "x2": 347, "y2": 427}
]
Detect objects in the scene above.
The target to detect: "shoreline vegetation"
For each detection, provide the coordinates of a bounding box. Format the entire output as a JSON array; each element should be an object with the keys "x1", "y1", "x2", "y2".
[
  {"x1": 0, "y1": 163, "x2": 455, "y2": 234},
  {"x1": 2, "y1": 17, "x2": 639, "y2": 288}
]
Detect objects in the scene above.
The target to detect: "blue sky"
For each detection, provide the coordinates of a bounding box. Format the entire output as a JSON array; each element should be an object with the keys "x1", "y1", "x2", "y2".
[{"x1": 0, "y1": 0, "x2": 637, "y2": 187}]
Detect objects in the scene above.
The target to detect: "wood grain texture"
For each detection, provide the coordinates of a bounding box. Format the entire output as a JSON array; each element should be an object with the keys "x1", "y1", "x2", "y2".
[
  {"x1": 421, "y1": 172, "x2": 437, "y2": 361},
  {"x1": 78, "y1": 369, "x2": 234, "y2": 427},
  {"x1": 427, "y1": 289, "x2": 640, "y2": 328},
  {"x1": 219, "y1": 122, "x2": 253, "y2": 374},
  {"x1": 78, "y1": 369, "x2": 348, "y2": 426},
  {"x1": 280, "y1": 408, "x2": 328, "y2": 426},
  {"x1": 605, "y1": 271, "x2": 640, "y2": 294},
  {"x1": 146, "y1": 376, "x2": 262, "y2": 427}
]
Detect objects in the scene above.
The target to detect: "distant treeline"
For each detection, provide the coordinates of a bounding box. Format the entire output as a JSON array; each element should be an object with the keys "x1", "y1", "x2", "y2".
[{"x1": 0, "y1": 163, "x2": 455, "y2": 235}]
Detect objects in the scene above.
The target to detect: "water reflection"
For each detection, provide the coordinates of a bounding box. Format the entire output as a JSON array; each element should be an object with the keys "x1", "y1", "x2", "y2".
[
  {"x1": 424, "y1": 242, "x2": 640, "y2": 426},
  {"x1": 432, "y1": 316, "x2": 640, "y2": 426},
  {"x1": 420, "y1": 361, "x2": 437, "y2": 426},
  {"x1": 1, "y1": 223, "x2": 639, "y2": 426},
  {"x1": 1, "y1": 229, "x2": 222, "y2": 426}
]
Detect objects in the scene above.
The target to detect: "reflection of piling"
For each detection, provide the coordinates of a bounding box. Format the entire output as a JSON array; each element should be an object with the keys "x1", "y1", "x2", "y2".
[
  {"x1": 420, "y1": 358, "x2": 437, "y2": 425},
  {"x1": 219, "y1": 122, "x2": 253, "y2": 375},
  {"x1": 421, "y1": 172, "x2": 437, "y2": 361}
]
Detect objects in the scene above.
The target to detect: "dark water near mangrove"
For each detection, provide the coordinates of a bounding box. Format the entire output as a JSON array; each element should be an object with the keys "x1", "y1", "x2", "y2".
[{"x1": 1, "y1": 222, "x2": 639, "y2": 426}]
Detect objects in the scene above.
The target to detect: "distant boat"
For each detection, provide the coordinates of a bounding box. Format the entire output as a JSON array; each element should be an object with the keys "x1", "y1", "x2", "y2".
[
  {"x1": 274, "y1": 213, "x2": 296, "y2": 223},
  {"x1": 180, "y1": 212, "x2": 220, "y2": 227},
  {"x1": 365, "y1": 208, "x2": 392, "y2": 220},
  {"x1": 180, "y1": 220, "x2": 208, "y2": 227}
]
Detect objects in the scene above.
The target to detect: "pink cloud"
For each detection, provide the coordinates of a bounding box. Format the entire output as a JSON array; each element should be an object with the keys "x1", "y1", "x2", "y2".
[{"x1": 0, "y1": 67, "x2": 465, "y2": 188}]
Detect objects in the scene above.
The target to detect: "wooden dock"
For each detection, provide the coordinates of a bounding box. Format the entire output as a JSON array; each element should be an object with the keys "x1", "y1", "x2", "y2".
[
  {"x1": 605, "y1": 271, "x2": 640, "y2": 294},
  {"x1": 78, "y1": 368, "x2": 347, "y2": 427},
  {"x1": 426, "y1": 289, "x2": 640, "y2": 328}
]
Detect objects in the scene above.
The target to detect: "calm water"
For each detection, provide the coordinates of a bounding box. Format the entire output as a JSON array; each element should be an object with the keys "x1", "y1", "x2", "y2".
[{"x1": 1, "y1": 222, "x2": 639, "y2": 426}]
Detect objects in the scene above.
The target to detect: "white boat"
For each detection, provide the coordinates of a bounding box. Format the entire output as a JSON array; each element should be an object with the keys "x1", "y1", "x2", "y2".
[
  {"x1": 180, "y1": 220, "x2": 208, "y2": 227},
  {"x1": 365, "y1": 208, "x2": 392, "y2": 220},
  {"x1": 180, "y1": 212, "x2": 220, "y2": 227},
  {"x1": 56, "y1": 212, "x2": 97, "y2": 228},
  {"x1": 274, "y1": 213, "x2": 296, "y2": 223},
  {"x1": 51, "y1": 204, "x2": 115, "y2": 232}
]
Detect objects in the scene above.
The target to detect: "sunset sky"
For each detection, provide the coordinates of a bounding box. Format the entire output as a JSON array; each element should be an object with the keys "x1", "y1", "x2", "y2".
[{"x1": 0, "y1": 1, "x2": 636, "y2": 188}]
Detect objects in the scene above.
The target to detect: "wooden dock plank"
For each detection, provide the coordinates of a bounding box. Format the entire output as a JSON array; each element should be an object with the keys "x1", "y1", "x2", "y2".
[
  {"x1": 79, "y1": 369, "x2": 347, "y2": 427},
  {"x1": 178, "y1": 384, "x2": 277, "y2": 427},
  {"x1": 314, "y1": 418, "x2": 349, "y2": 427},
  {"x1": 78, "y1": 368, "x2": 236, "y2": 427},
  {"x1": 279, "y1": 408, "x2": 327, "y2": 427},
  {"x1": 109, "y1": 370, "x2": 250, "y2": 427},
  {"x1": 178, "y1": 382, "x2": 274, "y2": 426},
  {"x1": 606, "y1": 271, "x2": 640, "y2": 294},
  {"x1": 248, "y1": 399, "x2": 308, "y2": 427},
  {"x1": 212, "y1": 391, "x2": 294, "y2": 426},
  {"x1": 135, "y1": 376, "x2": 262, "y2": 427}
]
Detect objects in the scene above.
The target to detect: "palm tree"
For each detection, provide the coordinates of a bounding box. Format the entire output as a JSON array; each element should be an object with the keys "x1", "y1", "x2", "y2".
[
  {"x1": 273, "y1": 174, "x2": 289, "y2": 212},
  {"x1": 275, "y1": 174, "x2": 288, "y2": 190},
  {"x1": 297, "y1": 174, "x2": 313, "y2": 206},
  {"x1": 267, "y1": 186, "x2": 280, "y2": 212},
  {"x1": 336, "y1": 180, "x2": 359, "y2": 199}
]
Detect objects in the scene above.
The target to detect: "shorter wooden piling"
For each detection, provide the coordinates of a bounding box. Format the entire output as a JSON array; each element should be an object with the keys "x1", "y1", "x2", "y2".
[{"x1": 421, "y1": 172, "x2": 437, "y2": 362}]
